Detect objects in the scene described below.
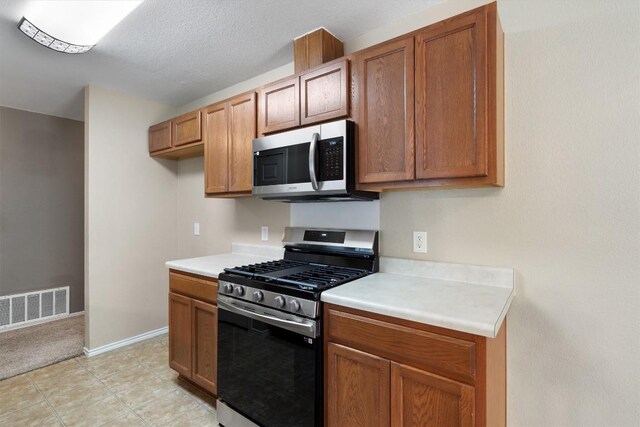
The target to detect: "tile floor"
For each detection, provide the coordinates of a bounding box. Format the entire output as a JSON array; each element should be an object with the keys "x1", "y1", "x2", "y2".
[{"x1": 0, "y1": 334, "x2": 218, "y2": 426}]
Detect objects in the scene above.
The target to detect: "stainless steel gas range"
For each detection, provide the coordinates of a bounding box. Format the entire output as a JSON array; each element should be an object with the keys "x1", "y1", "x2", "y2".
[{"x1": 216, "y1": 227, "x2": 379, "y2": 427}]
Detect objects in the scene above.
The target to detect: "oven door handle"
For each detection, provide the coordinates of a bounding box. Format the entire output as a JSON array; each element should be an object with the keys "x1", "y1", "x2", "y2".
[
  {"x1": 308, "y1": 132, "x2": 320, "y2": 191},
  {"x1": 218, "y1": 299, "x2": 318, "y2": 338}
]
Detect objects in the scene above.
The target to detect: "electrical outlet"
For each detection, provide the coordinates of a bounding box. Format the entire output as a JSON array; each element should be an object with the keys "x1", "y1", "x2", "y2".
[
  {"x1": 261, "y1": 226, "x2": 269, "y2": 241},
  {"x1": 413, "y1": 231, "x2": 427, "y2": 253},
  {"x1": 193, "y1": 222, "x2": 200, "y2": 236}
]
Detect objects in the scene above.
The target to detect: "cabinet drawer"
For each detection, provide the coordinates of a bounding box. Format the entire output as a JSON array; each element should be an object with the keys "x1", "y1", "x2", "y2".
[
  {"x1": 169, "y1": 271, "x2": 218, "y2": 304},
  {"x1": 326, "y1": 307, "x2": 476, "y2": 384}
]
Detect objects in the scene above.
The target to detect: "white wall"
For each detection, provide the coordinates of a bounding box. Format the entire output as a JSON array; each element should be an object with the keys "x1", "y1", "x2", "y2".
[
  {"x1": 290, "y1": 201, "x2": 380, "y2": 230},
  {"x1": 370, "y1": 0, "x2": 639, "y2": 425},
  {"x1": 174, "y1": 64, "x2": 292, "y2": 259},
  {"x1": 176, "y1": 157, "x2": 290, "y2": 258},
  {"x1": 84, "y1": 85, "x2": 178, "y2": 349}
]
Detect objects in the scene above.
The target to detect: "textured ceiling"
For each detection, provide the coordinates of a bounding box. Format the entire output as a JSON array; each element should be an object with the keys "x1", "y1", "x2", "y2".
[{"x1": 0, "y1": 0, "x2": 444, "y2": 121}]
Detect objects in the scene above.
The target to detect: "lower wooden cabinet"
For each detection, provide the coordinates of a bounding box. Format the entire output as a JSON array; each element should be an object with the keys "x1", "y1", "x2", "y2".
[
  {"x1": 168, "y1": 271, "x2": 218, "y2": 395},
  {"x1": 325, "y1": 304, "x2": 505, "y2": 427},
  {"x1": 391, "y1": 363, "x2": 474, "y2": 427},
  {"x1": 168, "y1": 292, "x2": 192, "y2": 378},
  {"x1": 192, "y1": 300, "x2": 217, "y2": 393},
  {"x1": 327, "y1": 343, "x2": 390, "y2": 426}
]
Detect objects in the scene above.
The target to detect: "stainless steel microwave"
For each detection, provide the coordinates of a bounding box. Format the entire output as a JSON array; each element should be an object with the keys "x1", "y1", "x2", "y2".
[{"x1": 252, "y1": 120, "x2": 378, "y2": 202}]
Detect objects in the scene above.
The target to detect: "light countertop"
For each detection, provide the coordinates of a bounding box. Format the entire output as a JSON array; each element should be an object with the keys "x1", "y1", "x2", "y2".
[
  {"x1": 167, "y1": 246, "x2": 514, "y2": 338},
  {"x1": 321, "y1": 257, "x2": 514, "y2": 338},
  {"x1": 165, "y1": 243, "x2": 284, "y2": 279}
]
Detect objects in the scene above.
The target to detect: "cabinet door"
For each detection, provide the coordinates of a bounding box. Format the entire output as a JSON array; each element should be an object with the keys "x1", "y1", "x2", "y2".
[
  {"x1": 148, "y1": 120, "x2": 172, "y2": 152},
  {"x1": 169, "y1": 292, "x2": 192, "y2": 378},
  {"x1": 228, "y1": 92, "x2": 257, "y2": 193},
  {"x1": 192, "y1": 300, "x2": 217, "y2": 395},
  {"x1": 300, "y1": 59, "x2": 349, "y2": 126},
  {"x1": 173, "y1": 110, "x2": 202, "y2": 147},
  {"x1": 391, "y1": 362, "x2": 474, "y2": 427},
  {"x1": 327, "y1": 343, "x2": 390, "y2": 427},
  {"x1": 258, "y1": 76, "x2": 300, "y2": 134},
  {"x1": 204, "y1": 102, "x2": 229, "y2": 194},
  {"x1": 354, "y1": 37, "x2": 415, "y2": 184},
  {"x1": 415, "y1": 7, "x2": 488, "y2": 180}
]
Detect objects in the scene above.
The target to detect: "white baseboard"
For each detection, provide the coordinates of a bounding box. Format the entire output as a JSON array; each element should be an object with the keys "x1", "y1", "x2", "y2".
[
  {"x1": 0, "y1": 310, "x2": 84, "y2": 334},
  {"x1": 83, "y1": 326, "x2": 168, "y2": 357}
]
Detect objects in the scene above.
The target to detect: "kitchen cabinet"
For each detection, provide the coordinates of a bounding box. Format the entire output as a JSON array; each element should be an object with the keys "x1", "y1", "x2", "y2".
[
  {"x1": 327, "y1": 343, "x2": 390, "y2": 426},
  {"x1": 204, "y1": 91, "x2": 256, "y2": 196},
  {"x1": 258, "y1": 76, "x2": 300, "y2": 134},
  {"x1": 168, "y1": 271, "x2": 218, "y2": 395},
  {"x1": 294, "y1": 28, "x2": 344, "y2": 74},
  {"x1": 324, "y1": 304, "x2": 505, "y2": 427},
  {"x1": 353, "y1": 37, "x2": 415, "y2": 184},
  {"x1": 258, "y1": 58, "x2": 349, "y2": 135},
  {"x1": 300, "y1": 59, "x2": 349, "y2": 126},
  {"x1": 354, "y1": 2, "x2": 504, "y2": 190},
  {"x1": 148, "y1": 110, "x2": 204, "y2": 159},
  {"x1": 148, "y1": 120, "x2": 172, "y2": 153}
]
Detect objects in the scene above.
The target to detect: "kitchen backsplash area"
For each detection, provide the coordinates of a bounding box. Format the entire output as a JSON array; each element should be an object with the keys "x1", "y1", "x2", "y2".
[{"x1": 289, "y1": 200, "x2": 380, "y2": 230}]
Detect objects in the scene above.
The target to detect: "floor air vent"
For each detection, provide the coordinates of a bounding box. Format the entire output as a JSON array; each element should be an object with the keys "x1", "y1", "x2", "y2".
[{"x1": 0, "y1": 287, "x2": 69, "y2": 331}]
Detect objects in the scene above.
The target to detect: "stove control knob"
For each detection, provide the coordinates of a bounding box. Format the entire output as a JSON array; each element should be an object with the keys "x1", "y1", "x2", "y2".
[
  {"x1": 252, "y1": 291, "x2": 264, "y2": 302},
  {"x1": 274, "y1": 296, "x2": 286, "y2": 308},
  {"x1": 289, "y1": 299, "x2": 301, "y2": 312},
  {"x1": 223, "y1": 284, "x2": 234, "y2": 294},
  {"x1": 234, "y1": 286, "x2": 245, "y2": 297}
]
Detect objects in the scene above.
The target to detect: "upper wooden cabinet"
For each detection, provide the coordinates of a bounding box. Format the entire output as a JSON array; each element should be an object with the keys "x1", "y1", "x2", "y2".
[
  {"x1": 294, "y1": 28, "x2": 344, "y2": 74},
  {"x1": 258, "y1": 58, "x2": 349, "y2": 135},
  {"x1": 355, "y1": 2, "x2": 504, "y2": 190},
  {"x1": 149, "y1": 110, "x2": 204, "y2": 159},
  {"x1": 258, "y1": 77, "x2": 299, "y2": 135},
  {"x1": 173, "y1": 110, "x2": 202, "y2": 147},
  {"x1": 300, "y1": 59, "x2": 349, "y2": 126},
  {"x1": 148, "y1": 120, "x2": 172, "y2": 153},
  {"x1": 204, "y1": 92, "x2": 256, "y2": 197},
  {"x1": 353, "y1": 38, "x2": 415, "y2": 184}
]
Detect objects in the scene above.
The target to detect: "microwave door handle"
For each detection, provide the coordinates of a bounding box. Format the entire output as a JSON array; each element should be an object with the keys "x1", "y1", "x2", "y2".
[{"x1": 309, "y1": 132, "x2": 320, "y2": 191}]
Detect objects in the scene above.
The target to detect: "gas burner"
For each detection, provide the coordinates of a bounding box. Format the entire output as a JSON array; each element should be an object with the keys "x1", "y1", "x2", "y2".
[
  {"x1": 219, "y1": 227, "x2": 378, "y2": 316},
  {"x1": 276, "y1": 266, "x2": 368, "y2": 289},
  {"x1": 225, "y1": 259, "x2": 306, "y2": 277}
]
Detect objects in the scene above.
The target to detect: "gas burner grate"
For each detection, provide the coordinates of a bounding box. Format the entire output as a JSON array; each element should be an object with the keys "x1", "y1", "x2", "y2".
[
  {"x1": 276, "y1": 266, "x2": 368, "y2": 289},
  {"x1": 224, "y1": 259, "x2": 306, "y2": 276}
]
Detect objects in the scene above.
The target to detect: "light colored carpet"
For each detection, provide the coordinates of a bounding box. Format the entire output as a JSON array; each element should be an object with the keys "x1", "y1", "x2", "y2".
[{"x1": 0, "y1": 315, "x2": 84, "y2": 380}]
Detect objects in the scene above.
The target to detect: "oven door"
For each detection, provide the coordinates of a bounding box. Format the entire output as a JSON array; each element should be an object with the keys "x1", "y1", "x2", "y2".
[
  {"x1": 252, "y1": 120, "x2": 349, "y2": 199},
  {"x1": 217, "y1": 296, "x2": 322, "y2": 427}
]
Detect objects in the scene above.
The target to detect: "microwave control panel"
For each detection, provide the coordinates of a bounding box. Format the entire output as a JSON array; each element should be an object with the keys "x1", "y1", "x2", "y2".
[{"x1": 318, "y1": 138, "x2": 344, "y2": 181}]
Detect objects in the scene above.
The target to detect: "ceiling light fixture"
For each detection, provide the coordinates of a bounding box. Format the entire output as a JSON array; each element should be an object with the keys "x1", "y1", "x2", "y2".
[{"x1": 17, "y1": 1, "x2": 144, "y2": 54}]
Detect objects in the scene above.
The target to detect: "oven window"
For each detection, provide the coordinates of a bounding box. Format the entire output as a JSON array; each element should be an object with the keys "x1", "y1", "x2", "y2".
[{"x1": 218, "y1": 308, "x2": 321, "y2": 427}]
